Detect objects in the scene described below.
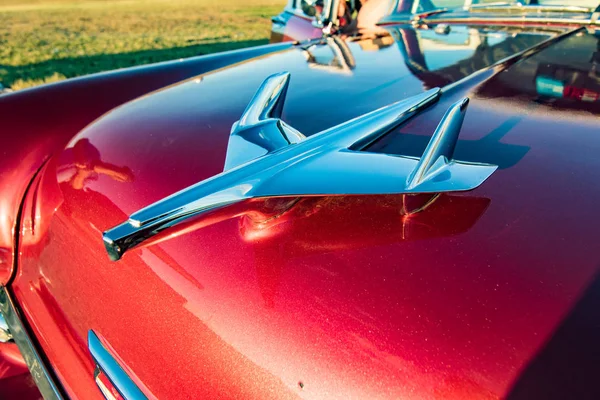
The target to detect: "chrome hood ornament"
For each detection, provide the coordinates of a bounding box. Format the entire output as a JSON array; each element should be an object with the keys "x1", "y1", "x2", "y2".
[{"x1": 103, "y1": 72, "x2": 497, "y2": 261}]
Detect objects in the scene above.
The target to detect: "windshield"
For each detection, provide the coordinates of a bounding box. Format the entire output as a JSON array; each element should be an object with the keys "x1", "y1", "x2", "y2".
[{"x1": 415, "y1": 0, "x2": 599, "y2": 13}]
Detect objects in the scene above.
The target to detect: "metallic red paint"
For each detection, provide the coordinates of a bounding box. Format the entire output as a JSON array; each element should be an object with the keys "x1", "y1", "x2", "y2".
[{"x1": 7, "y1": 25, "x2": 600, "y2": 399}]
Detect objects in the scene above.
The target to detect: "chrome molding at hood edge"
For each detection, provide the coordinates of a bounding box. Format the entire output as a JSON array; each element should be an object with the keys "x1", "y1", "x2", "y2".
[{"x1": 0, "y1": 286, "x2": 64, "y2": 400}]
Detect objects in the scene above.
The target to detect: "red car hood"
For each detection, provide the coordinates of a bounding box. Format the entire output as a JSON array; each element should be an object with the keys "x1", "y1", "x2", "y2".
[{"x1": 12, "y1": 26, "x2": 600, "y2": 399}]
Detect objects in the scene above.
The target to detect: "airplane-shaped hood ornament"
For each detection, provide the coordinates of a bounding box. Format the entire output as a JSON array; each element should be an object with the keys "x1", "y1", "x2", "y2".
[{"x1": 103, "y1": 72, "x2": 497, "y2": 261}]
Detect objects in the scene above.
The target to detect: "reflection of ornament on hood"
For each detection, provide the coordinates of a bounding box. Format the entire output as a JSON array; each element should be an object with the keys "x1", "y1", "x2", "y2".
[{"x1": 58, "y1": 138, "x2": 133, "y2": 191}]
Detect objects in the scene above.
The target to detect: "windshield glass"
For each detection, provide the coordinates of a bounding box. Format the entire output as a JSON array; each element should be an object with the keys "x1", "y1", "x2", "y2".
[{"x1": 415, "y1": 0, "x2": 599, "y2": 13}]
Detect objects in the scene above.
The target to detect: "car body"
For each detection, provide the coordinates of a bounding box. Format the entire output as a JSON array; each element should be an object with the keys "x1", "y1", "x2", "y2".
[{"x1": 1, "y1": 1, "x2": 600, "y2": 399}]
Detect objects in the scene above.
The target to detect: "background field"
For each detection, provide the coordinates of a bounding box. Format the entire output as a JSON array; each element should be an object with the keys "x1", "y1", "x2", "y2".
[{"x1": 0, "y1": 0, "x2": 284, "y2": 90}]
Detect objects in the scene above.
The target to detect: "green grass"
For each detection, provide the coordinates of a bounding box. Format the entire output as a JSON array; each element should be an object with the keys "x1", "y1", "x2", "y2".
[{"x1": 0, "y1": 0, "x2": 285, "y2": 90}]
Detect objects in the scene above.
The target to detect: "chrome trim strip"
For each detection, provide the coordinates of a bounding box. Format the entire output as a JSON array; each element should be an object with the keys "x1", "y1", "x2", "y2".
[
  {"x1": 468, "y1": 4, "x2": 593, "y2": 13},
  {"x1": 88, "y1": 330, "x2": 147, "y2": 400},
  {"x1": 380, "y1": 14, "x2": 595, "y2": 26},
  {"x1": 103, "y1": 74, "x2": 498, "y2": 261},
  {"x1": 0, "y1": 286, "x2": 64, "y2": 400}
]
